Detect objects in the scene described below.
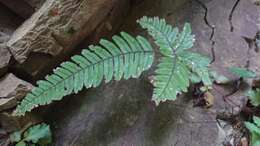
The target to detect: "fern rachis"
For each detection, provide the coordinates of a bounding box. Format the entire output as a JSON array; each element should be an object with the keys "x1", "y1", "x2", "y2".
[{"x1": 14, "y1": 32, "x2": 154, "y2": 116}]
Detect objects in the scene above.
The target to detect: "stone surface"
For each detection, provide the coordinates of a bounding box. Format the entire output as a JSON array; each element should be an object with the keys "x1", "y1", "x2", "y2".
[
  {"x1": 36, "y1": 0, "x2": 260, "y2": 145},
  {"x1": 47, "y1": 80, "x2": 219, "y2": 146},
  {"x1": 0, "y1": 4, "x2": 23, "y2": 77},
  {"x1": 0, "y1": 39, "x2": 11, "y2": 77},
  {"x1": 6, "y1": 0, "x2": 129, "y2": 81},
  {"x1": 7, "y1": 0, "x2": 126, "y2": 63},
  {"x1": 24, "y1": 0, "x2": 46, "y2": 10},
  {"x1": 0, "y1": 74, "x2": 33, "y2": 111},
  {"x1": 0, "y1": 0, "x2": 46, "y2": 19},
  {"x1": 0, "y1": 112, "x2": 41, "y2": 133},
  {"x1": 0, "y1": 0, "x2": 34, "y2": 19}
]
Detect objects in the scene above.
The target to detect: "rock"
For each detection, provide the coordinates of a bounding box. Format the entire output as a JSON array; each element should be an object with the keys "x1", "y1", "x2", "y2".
[
  {"x1": 232, "y1": 0, "x2": 259, "y2": 39},
  {"x1": 82, "y1": 0, "x2": 130, "y2": 43},
  {"x1": 47, "y1": 80, "x2": 219, "y2": 146},
  {"x1": 23, "y1": 0, "x2": 46, "y2": 10},
  {"x1": 0, "y1": 3, "x2": 23, "y2": 77},
  {"x1": 217, "y1": 119, "x2": 245, "y2": 146},
  {"x1": 0, "y1": 74, "x2": 33, "y2": 111},
  {"x1": 0, "y1": 3, "x2": 24, "y2": 33},
  {"x1": 0, "y1": 0, "x2": 34, "y2": 19},
  {"x1": 7, "y1": 0, "x2": 129, "y2": 80},
  {"x1": 0, "y1": 0, "x2": 46, "y2": 19},
  {"x1": 7, "y1": 0, "x2": 127, "y2": 64},
  {"x1": 40, "y1": 0, "x2": 260, "y2": 145},
  {"x1": 0, "y1": 136, "x2": 9, "y2": 146},
  {"x1": 9, "y1": 52, "x2": 55, "y2": 82},
  {"x1": 0, "y1": 112, "x2": 41, "y2": 133},
  {"x1": 0, "y1": 41, "x2": 11, "y2": 77},
  {"x1": 0, "y1": 31, "x2": 11, "y2": 77},
  {"x1": 197, "y1": 0, "x2": 254, "y2": 116},
  {"x1": 250, "y1": 0, "x2": 260, "y2": 6}
]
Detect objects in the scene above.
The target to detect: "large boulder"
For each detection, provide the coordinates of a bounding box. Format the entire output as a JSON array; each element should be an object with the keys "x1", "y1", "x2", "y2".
[{"x1": 46, "y1": 0, "x2": 260, "y2": 145}]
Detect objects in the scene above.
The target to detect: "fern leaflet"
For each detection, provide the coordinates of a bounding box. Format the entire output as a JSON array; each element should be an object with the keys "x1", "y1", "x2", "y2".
[
  {"x1": 247, "y1": 88, "x2": 260, "y2": 107},
  {"x1": 138, "y1": 16, "x2": 211, "y2": 104},
  {"x1": 245, "y1": 116, "x2": 260, "y2": 146},
  {"x1": 14, "y1": 32, "x2": 154, "y2": 116}
]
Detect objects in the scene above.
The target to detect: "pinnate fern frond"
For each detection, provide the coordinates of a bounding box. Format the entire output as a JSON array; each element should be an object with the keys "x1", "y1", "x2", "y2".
[
  {"x1": 138, "y1": 16, "x2": 211, "y2": 104},
  {"x1": 14, "y1": 32, "x2": 154, "y2": 116}
]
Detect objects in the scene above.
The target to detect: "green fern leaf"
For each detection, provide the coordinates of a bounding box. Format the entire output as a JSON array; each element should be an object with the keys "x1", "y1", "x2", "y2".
[
  {"x1": 23, "y1": 123, "x2": 51, "y2": 144},
  {"x1": 10, "y1": 123, "x2": 52, "y2": 146},
  {"x1": 14, "y1": 32, "x2": 154, "y2": 116},
  {"x1": 245, "y1": 116, "x2": 260, "y2": 146},
  {"x1": 153, "y1": 57, "x2": 190, "y2": 103},
  {"x1": 138, "y1": 16, "x2": 211, "y2": 104},
  {"x1": 179, "y1": 51, "x2": 212, "y2": 86},
  {"x1": 229, "y1": 67, "x2": 256, "y2": 78},
  {"x1": 247, "y1": 88, "x2": 260, "y2": 107},
  {"x1": 137, "y1": 16, "x2": 194, "y2": 56}
]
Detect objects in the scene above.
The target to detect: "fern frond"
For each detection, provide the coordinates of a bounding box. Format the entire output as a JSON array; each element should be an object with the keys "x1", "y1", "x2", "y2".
[
  {"x1": 138, "y1": 16, "x2": 211, "y2": 104},
  {"x1": 14, "y1": 32, "x2": 154, "y2": 116}
]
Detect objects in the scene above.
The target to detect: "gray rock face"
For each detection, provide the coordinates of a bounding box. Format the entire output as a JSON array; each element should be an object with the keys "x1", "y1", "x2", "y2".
[
  {"x1": 48, "y1": 80, "x2": 219, "y2": 146},
  {"x1": 42, "y1": 0, "x2": 260, "y2": 145},
  {"x1": 23, "y1": 0, "x2": 46, "y2": 10},
  {"x1": 0, "y1": 0, "x2": 35, "y2": 19},
  {"x1": 0, "y1": 3, "x2": 23, "y2": 77},
  {"x1": 0, "y1": 31, "x2": 11, "y2": 77},
  {"x1": 0, "y1": 73, "x2": 33, "y2": 111},
  {"x1": 7, "y1": 0, "x2": 126, "y2": 64},
  {"x1": 0, "y1": 41, "x2": 11, "y2": 77},
  {"x1": 6, "y1": 0, "x2": 129, "y2": 80}
]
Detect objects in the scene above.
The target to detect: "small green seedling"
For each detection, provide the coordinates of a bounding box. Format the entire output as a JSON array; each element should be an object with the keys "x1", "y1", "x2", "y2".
[
  {"x1": 247, "y1": 88, "x2": 260, "y2": 107},
  {"x1": 229, "y1": 67, "x2": 260, "y2": 107},
  {"x1": 209, "y1": 71, "x2": 230, "y2": 84},
  {"x1": 245, "y1": 116, "x2": 260, "y2": 146},
  {"x1": 228, "y1": 67, "x2": 256, "y2": 97},
  {"x1": 10, "y1": 123, "x2": 52, "y2": 146},
  {"x1": 229, "y1": 67, "x2": 256, "y2": 78}
]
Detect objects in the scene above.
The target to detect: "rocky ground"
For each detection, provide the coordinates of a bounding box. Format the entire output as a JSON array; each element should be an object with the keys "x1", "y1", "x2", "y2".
[{"x1": 0, "y1": 0, "x2": 259, "y2": 146}]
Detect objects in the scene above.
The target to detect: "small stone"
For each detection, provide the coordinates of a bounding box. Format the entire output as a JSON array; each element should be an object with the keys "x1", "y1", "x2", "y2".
[
  {"x1": 0, "y1": 73, "x2": 33, "y2": 111},
  {"x1": 240, "y1": 137, "x2": 249, "y2": 146}
]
